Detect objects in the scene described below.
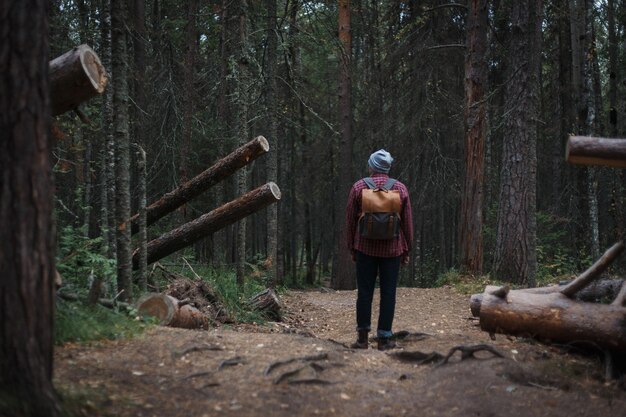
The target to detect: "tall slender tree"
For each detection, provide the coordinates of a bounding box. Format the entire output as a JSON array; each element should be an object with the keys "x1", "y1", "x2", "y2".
[
  {"x1": 332, "y1": 0, "x2": 356, "y2": 290},
  {"x1": 459, "y1": 0, "x2": 488, "y2": 275},
  {"x1": 265, "y1": 0, "x2": 280, "y2": 286},
  {"x1": 492, "y1": 0, "x2": 543, "y2": 286},
  {"x1": 0, "y1": 0, "x2": 63, "y2": 415},
  {"x1": 112, "y1": 0, "x2": 132, "y2": 301}
]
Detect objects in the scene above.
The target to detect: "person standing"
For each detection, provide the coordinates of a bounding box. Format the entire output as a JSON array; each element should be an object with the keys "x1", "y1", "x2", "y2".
[{"x1": 346, "y1": 149, "x2": 413, "y2": 350}]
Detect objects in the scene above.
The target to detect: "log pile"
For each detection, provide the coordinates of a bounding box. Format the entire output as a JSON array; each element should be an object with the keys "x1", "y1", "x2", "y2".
[{"x1": 136, "y1": 293, "x2": 209, "y2": 330}]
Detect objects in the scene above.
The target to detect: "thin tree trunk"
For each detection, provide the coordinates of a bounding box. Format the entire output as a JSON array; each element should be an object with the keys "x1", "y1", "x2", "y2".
[
  {"x1": 459, "y1": 0, "x2": 488, "y2": 275},
  {"x1": 265, "y1": 0, "x2": 280, "y2": 286},
  {"x1": 112, "y1": 0, "x2": 132, "y2": 301},
  {"x1": 0, "y1": 0, "x2": 63, "y2": 414},
  {"x1": 332, "y1": 0, "x2": 355, "y2": 290},
  {"x1": 179, "y1": 0, "x2": 198, "y2": 221},
  {"x1": 235, "y1": 0, "x2": 250, "y2": 290}
]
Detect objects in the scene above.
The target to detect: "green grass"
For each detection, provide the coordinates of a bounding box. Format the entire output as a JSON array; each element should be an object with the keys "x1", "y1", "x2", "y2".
[{"x1": 55, "y1": 301, "x2": 152, "y2": 345}]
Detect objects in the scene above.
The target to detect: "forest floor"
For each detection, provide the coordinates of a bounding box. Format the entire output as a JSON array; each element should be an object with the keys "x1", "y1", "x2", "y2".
[{"x1": 54, "y1": 286, "x2": 626, "y2": 417}]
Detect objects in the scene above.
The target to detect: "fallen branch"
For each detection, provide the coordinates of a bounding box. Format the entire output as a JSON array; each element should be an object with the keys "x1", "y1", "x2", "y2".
[{"x1": 560, "y1": 241, "x2": 625, "y2": 297}]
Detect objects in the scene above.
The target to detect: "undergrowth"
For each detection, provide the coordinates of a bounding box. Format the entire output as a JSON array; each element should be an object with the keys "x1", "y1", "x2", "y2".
[{"x1": 55, "y1": 301, "x2": 152, "y2": 345}]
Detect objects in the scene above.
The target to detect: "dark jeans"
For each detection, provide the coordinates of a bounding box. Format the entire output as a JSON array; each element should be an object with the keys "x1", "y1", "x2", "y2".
[{"x1": 355, "y1": 251, "x2": 401, "y2": 338}]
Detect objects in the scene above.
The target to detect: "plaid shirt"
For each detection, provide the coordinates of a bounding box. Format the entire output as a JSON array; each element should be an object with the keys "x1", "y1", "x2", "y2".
[{"x1": 346, "y1": 173, "x2": 413, "y2": 258}]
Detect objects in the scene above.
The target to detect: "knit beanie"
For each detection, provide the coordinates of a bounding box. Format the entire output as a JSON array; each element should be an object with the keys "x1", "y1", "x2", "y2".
[{"x1": 368, "y1": 149, "x2": 393, "y2": 173}]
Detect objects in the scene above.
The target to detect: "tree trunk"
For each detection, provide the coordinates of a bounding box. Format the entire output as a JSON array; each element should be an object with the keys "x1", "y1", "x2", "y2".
[
  {"x1": 479, "y1": 290, "x2": 626, "y2": 352},
  {"x1": 265, "y1": 0, "x2": 280, "y2": 286},
  {"x1": 332, "y1": 0, "x2": 356, "y2": 290},
  {"x1": 0, "y1": 1, "x2": 63, "y2": 415},
  {"x1": 178, "y1": 0, "x2": 198, "y2": 221},
  {"x1": 492, "y1": 0, "x2": 542, "y2": 287},
  {"x1": 135, "y1": 183, "x2": 281, "y2": 268},
  {"x1": 134, "y1": 145, "x2": 148, "y2": 291},
  {"x1": 112, "y1": 0, "x2": 132, "y2": 301},
  {"x1": 129, "y1": 136, "x2": 269, "y2": 233},
  {"x1": 459, "y1": 0, "x2": 488, "y2": 275},
  {"x1": 49, "y1": 44, "x2": 107, "y2": 116},
  {"x1": 136, "y1": 294, "x2": 208, "y2": 329}
]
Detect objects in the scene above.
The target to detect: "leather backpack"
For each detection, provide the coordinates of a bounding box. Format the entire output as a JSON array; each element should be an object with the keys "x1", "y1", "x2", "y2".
[{"x1": 358, "y1": 177, "x2": 402, "y2": 240}]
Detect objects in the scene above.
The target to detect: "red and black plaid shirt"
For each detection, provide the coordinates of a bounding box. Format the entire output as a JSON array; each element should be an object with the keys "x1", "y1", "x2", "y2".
[{"x1": 346, "y1": 173, "x2": 413, "y2": 258}]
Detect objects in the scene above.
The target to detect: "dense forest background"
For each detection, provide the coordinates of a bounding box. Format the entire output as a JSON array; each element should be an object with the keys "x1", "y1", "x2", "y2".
[{"x1": 49, "y1": 0, "x2": 626, "y2": 300}]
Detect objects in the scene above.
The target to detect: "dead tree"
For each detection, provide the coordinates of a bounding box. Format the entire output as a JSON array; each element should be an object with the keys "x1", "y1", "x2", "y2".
[
  {"x1": 129, "y1": 136, "x2": 269, "y2": 234},
  {"x1": 49, "y1": 44, "x2": 108, "y2": 116},
  {"x1": 133, "y1": 182, "x2": 281, "y2": 268}
]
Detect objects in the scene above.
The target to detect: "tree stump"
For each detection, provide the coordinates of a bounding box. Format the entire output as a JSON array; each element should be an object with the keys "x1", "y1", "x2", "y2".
[
  {"x1": 136, "y1": 294, "x2": 208, "y2": 329},
  {"x1": 248, "y1": 288, "x2": 283, "y2": 320}
]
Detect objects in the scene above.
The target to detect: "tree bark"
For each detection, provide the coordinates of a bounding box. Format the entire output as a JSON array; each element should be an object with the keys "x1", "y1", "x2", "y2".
[
  {"x1": 0, "y1": 0, "x2": 63, "y2": 415},
  {"x1": 136, "y1": 294, "x2": 208, "y2": 329},
  {"x1": 459, "y1": 0, "x2": 488, "y2": 275},
  {"x1": 49, "y1": 44, "x2": 107, "y2": 116},
  {"x1": 265, "y1": 0, "x2": 280, "y2": 286},
  {"x1": 248, "y1": 288, "x2": 283, "y2": 320},
  {"x1": 332, "y1": 0, "x2": 356, "y2": 290},
  {"x1": 135, "y1": 182, "x2": 281, "y2": 268},
  {"x1": 479, "y1": 289, "x2": 626, "y2": 352},
  {"x1": 112, "y1": 0, "x2": 132, "y2": 301},
  {"x1": 492, "y1": 0, "x2": 542, "y2": 287},
  {"x1": 129, "y1": 136, "x2": 269, "y2": 233},
  {"x1": 566, "y1": 136, "x2": 626, "y2": 168},
  {"x1": 178, "y1": 0, "x2": 198, "y2": 220}
]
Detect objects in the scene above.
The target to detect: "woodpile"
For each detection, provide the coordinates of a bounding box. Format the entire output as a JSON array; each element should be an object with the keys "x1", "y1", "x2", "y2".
[{"x1": 136, "y1": 293, "x2": 209, "y2": 330}]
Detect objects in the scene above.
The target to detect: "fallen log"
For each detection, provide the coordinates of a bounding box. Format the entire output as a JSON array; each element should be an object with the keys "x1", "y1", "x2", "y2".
[
  {"x1": 50, "y1": 44, "x2": 107, "y2": 116},
  {"x1": 133, "y1": 182, "x2": 281, "y2": 268},
  {"x1": 129, "y1": 136, "x2": 270, "y2": 234},
  {"x1": 565, "y1": 135, "x2": 626, "y2": 168},
  {"x1": 248, "y1": 288, "x2": 283, "y2": 320},
  {"x1": 470, "y1": 279, "x2": 625, "y2": 317},
  {"x1": 479, "y1": 289, "x2": 626, "y2": 352},
  {"x1": 136, "y1": 293, "x2": 208, "y2": 329}
]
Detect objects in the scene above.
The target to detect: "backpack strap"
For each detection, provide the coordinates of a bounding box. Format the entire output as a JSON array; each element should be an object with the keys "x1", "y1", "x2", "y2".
[
  {"x1": 382, "y1": 178, "x2": 397, "y2": 191},
  {"x1": 362, "y1": 177, "x2": 377, "y2": 189}
]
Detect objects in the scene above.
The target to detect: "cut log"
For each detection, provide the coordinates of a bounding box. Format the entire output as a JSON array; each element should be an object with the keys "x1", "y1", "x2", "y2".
[
  {"x1": 479, "y1": 288, "x2": 626, "y2": 352},
  {"x1": 133, "y1": 182, "x2": 281, "y2": 268},
  {"x1": 129, "y1": 136, "x2": 270, "y2": 234},
  {"x1": 248, "y1": 288, "x2": 283, "y2": 320},
  {"x1": 470, "y1": 279, "x2": 626, "y2": 317},
  {"x1": 136, "y1": 293, "x2": 208, "y2": 329},
  {"x1": 565, "y1": 135, "x2": 626, "y2": 168},
  {"x1": 49, "y1": 44, "x2": 108, "y2": 116}
]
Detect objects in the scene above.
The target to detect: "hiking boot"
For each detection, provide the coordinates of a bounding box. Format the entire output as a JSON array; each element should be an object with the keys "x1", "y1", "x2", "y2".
[
  {"x1": 377, "y1": 337, "x2": 396, "y2": 351},
  {"x1": 351, "y1": 330, "x2": 369, "y2": 349}
]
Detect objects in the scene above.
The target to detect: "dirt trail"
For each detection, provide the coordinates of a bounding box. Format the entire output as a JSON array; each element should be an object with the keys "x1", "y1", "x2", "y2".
[{"x1": 54, "y1": 287, "x2": 625, "y2": 417}]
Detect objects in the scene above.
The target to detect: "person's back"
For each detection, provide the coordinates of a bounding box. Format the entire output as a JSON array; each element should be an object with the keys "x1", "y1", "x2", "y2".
[{"x1": 345, "y1": 149, "x2": 414, "y2": 350}]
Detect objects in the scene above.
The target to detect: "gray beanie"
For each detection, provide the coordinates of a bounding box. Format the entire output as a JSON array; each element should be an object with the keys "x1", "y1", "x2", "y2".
[{"x1": 368, "y1": 149, "x2": 393, "y2": 173}]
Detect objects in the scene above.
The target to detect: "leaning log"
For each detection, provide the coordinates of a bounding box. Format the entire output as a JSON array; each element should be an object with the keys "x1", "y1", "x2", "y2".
[
  {"x1": 136, "y1": 293, "x2": 208, "y2": 329},
  {"x1": 479, "y1": 289, "x2": 626, "y2": 352},
  {"x1": 559, "y1": 241, "x2": 624, "y2": 297},
  {"x1": 133, "y1": 182, "x2": 281, "y2": 268},
  {"x1": 130, "y1": 136, "x2": 270, "y2": 234},
  {"x1": 565, "y1": 136, "x2": 626, "y2": 168},
  {"x1": 50, "y1": 44, "x2": 108, "y2": 116}
]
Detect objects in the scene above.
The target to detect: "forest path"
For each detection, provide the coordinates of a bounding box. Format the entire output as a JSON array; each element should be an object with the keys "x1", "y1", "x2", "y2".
[{"x1": 54, "y1": 287, "x2": 625, "y2": 417}]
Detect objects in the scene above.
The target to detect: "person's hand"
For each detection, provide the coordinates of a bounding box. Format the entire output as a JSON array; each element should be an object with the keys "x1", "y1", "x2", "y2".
[{"x1": 401, "y1": 254, "x2": 410, "y2": 266}]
